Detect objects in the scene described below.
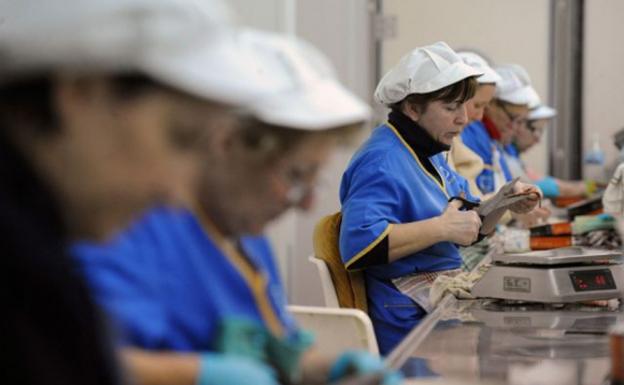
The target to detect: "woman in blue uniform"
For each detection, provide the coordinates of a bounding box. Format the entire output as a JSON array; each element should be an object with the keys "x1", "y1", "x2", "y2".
[
  {"x1": 461, "y1": 64, "x2": 536, "y2": 195},
  {"x1": 447, "y1": 51, "x2": 501, "y2": 197},
  {"x1": 74, "y1": 31, "x2": 400, "y2": 385},
  {"x1": 463, "y1": 63, "x2": 551, "y2": 226},
  {"x1": 339, "y1": 42, "x2": 540, "y2": 355},
  {"x1": 503, "y1": 83, "x2": 590, "y2": 199}
]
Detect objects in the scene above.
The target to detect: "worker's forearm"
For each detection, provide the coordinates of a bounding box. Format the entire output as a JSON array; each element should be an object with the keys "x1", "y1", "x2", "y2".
[
  {"x1": 122, "y1": 348, "x2": 201, "y2": 385},
  {"x1": 388, "y1": 217, "x2": 445, "y2": 262},
  {"x1": 556, "y1": 179, "x2": 586, "y2": 197}
]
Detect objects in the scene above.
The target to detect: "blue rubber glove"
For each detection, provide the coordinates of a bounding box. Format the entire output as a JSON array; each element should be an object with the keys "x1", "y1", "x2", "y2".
[
  {"x1": 328, "y1": 351, "x2": 403, "y2": 384},
  {"x1": 535, "y1": 176, "x2": 560, "y2": 198},
  {"x1": 197, "y1": 353, "x2": 279, "y2": 385}
]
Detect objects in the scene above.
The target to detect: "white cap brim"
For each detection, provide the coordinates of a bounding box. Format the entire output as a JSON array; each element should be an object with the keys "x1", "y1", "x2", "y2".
[
  {"x1": 252, "y1": 79, "x2": 371, "y2": 130},
  {"x1": 476, "y1": 66, "x2": 502, "y2": 85},
  {"x1": 458, "y1": 51, "x2": 501, "y2": 85},
  {"x1": 497, "y1": 85, "x2": 539, "y2": 106},
  {"x1": 529, "y1": 105, "x2": 557, "y2": 120}
]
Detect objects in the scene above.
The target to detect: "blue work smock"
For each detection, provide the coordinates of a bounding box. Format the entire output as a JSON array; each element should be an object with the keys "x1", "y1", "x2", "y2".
[
  {"x1": 339, "y1": 122, "x2": 476, "y2": 355},
  {"x1": 461, "y1": 120, "x2": 512, "y2": 194},
  {"x1": 72, "y1": 207, "x2": 298, "y2": 351},
  {"x1": 504, "y1": 143, "x2": 519, "y2": 158},
  {"x1": 503, "y1": 143, "x2": 527, "y2": 180}
]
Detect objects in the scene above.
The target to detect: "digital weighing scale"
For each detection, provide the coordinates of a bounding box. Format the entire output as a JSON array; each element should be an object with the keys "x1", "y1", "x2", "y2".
[{"x1": 472, "y1": 247, "x2": 624, "y2": 303}]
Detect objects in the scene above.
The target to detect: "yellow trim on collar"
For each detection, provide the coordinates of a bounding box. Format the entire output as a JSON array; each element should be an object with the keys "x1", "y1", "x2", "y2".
[
  {"x1": 195, "y1": 210, "x2": 285, "y2": 337},
  {"x1": 481, "y1": 163, "x2": 502, "y2": 172},
  {"x1": 345, "y1": 223, "x2": 394, "y2": 270},
  {"x1": 386, "y1": 122, "x2": 449, "y2": 198}
]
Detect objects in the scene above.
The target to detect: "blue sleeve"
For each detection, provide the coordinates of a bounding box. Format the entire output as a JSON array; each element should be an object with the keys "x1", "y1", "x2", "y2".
[
  {"x1": 339, "y1": 160, "x2": 403, "y2": 268},
  {"x1": 71, "y1": 220, "x2": 167, "y2": 348}
]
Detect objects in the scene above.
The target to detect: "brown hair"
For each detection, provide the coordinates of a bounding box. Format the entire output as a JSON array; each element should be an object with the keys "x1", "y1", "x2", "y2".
[{"x1": 391, "y1": 76, "x2": 479, "y2": 114}]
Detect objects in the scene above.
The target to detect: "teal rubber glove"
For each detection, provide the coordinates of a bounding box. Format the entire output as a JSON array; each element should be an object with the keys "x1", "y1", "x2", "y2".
[
  {"x1": 535, "y1": 176, "x2": 560, "y2": 198},
  {"x1": 215, "y1": 319, "x2": 270, "y2": 362},
  {"x1": 215, "y1": 318, "x2": 315, "y2": 383},
  {"x1": 328, "y1": 351, "x2": 403, "y2": 384},
  {"x1": 266, "y1": 329, "x2": 315, "y2": 383},
  {"x1": 197, "y1": 353, "x2": 279, "y2": 385}
]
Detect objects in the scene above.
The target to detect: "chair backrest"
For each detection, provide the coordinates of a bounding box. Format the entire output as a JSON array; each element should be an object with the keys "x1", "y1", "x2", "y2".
[
  {"x1": 308, "y1": 255, "x2": 340, "y2": 308},
  {"x1": 288, "y1": 305, "x2": 379, "y2": 355},
  {"x1": 312, "y1": 212, "x2": 368, "y2": 311}
]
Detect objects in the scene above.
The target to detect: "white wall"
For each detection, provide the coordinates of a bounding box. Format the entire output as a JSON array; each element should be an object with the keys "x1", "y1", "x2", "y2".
[
  {"x1": 381, "y1": 0, "x2": 551, "y2": 176},
  {"x1": 583, "y1": 0, "x2": 624, "y2": 179},
  {"x1": 288, "y1": 0, "x2": 375, "y2": 305},
  {"x1": 228, "y1": 0, "x2": 294, "y2": 33}
]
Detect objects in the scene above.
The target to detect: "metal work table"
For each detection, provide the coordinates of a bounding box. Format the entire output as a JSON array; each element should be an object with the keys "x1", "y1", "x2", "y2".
[
  {"x1": 387, "y1": 242, "x2": 623, "y2": 385},
  {"x1": 389, "y1": 295, "x2": 621, "y2": 385}
]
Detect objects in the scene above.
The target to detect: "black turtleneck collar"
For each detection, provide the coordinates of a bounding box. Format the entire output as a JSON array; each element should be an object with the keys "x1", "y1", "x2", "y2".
[
  {"x1": 388, "y1": 109, "x2": 449, "y2": 184},
  {"x1": 388, "y1": 109, "x2": 450, "y2": 157}
]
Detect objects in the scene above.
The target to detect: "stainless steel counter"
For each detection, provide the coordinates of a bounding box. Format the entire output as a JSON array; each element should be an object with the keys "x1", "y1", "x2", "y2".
[{"x1": 388, "y1": 295, "x2": 622, "y2": 385}]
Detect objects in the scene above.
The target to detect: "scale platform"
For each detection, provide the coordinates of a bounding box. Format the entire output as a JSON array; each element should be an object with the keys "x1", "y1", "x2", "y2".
[
  {"x1": 472, "y1": 301, "x2": 624, "y2": 331},
  {"x1": 472, "y1": 247, "x2": 624, "y2": 303},
  {"x1": 491, "y1": 247, "x2": 622, "y2": 265}
]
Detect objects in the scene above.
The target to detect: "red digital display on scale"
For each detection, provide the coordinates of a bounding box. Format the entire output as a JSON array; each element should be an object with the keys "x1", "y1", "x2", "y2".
[{"x1": 569, "y1": 269, "x2": 616, "y2": 292}]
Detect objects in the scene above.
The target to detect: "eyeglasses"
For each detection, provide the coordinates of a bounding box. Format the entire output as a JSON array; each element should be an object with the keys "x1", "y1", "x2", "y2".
[
  {"x1": 526, "y1": 121, "x2": 545, "y2": 138},
  {"x1": 496, "y1": 101, "x2": 527, "y2": 126},
  {"x1": 277, "y1": 165, "x2": 327, "y2": 207}
]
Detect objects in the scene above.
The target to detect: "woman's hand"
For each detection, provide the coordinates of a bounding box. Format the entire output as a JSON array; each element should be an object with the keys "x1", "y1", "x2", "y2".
[
  {"x1": 328, "y1": 351, "x2": 403, "y2": 385},
  {"x1": 512, "y1": 206, "x2": 551, "y2": 228},
  {"x1": 509, "y1": 181, "x2": 542, "y2": 214},
  {"x1": 438, "y1": 199, "x2": 482, "y2": 246}
]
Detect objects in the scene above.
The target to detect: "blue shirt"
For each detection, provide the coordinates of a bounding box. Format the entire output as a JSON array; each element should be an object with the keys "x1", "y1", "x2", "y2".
[
  {"x1": 504, "y1": 143, "x2": 519, "y2": 158},
  {"x1": 461, "y1": 120, "x2": 512, "y2": 194},
  {"x1": 72, "y1": 207, "x2": 297, "y2": 351},
  {"x1": 339, "y1": 123, "x2": 476, "y2": 355}
]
